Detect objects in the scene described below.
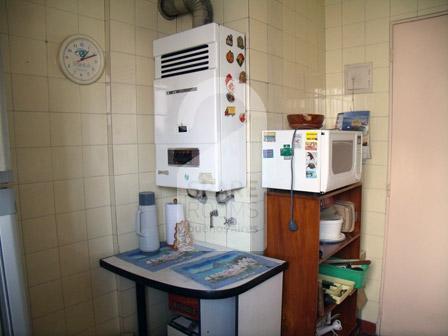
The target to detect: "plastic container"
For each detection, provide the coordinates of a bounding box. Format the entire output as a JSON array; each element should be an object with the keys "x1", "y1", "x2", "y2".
[
  {"x1": 319, "y1": 263, "x2": 369, "y2": 289},
  {"x1": 319, "y1": 218, "x2": 343, "y2": 240}
]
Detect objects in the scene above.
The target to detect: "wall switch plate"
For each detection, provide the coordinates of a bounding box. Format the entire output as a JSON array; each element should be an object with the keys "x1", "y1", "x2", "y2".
[{"x1": 344, "y1": 63, "x2": 373, "y2": 94}]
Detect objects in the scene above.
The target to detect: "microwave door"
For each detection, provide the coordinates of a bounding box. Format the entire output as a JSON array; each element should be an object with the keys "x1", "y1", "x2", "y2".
[{"x1": 324, "y1": 132, "x2": 359, "y2": 192}]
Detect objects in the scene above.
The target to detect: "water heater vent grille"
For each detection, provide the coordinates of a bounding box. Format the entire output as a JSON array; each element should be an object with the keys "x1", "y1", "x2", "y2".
[{"x1": 161, "y1": 44, "x2": 209, "y2": 78}]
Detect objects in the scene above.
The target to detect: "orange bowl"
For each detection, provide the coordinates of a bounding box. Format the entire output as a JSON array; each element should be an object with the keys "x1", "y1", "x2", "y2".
[{"x1": 287, "y1": 114, "x2": 324, "y2": 129}]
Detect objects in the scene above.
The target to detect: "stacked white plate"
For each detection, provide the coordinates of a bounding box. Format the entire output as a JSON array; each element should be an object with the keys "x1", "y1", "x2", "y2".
[{"x1": 319, "y1": 217, "x2": 344, "y2": 243}]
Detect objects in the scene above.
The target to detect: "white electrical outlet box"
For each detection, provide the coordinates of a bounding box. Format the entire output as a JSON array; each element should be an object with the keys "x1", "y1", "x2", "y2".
[
  {"x1": 344, "y1": 63, "x2": 373, "y2": 94},
  {"x1": 153, "y1": 23, "x2": 247, "y2": 192}
]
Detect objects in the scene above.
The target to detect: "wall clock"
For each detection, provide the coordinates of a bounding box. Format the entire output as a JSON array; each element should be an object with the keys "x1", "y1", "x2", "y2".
[{"x1": 58, "y1": 34, "x2": 105, "y2": 85}]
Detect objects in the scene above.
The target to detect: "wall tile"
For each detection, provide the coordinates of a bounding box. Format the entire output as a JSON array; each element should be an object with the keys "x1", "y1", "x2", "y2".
[
  {"x1": 138, "y1": 143, "x2": 155, "y2": 173},
  {"x1": 249, "y1": 0, "x2": 267, "y2": 23},
  {"x1": 366, "y1": 18, "x2": 390, "y2": 45},
  {"x1": 112, "y1": 114, "x2": 137, "y2": 144},
  {"x1": 29, "y1": 280, "x2": 64, "y2": 318},
  {"x1": 50, "y1": 113, "x2": 82, "y2": 146},
  {"x1": 136, "y1": 85, "x2": 154, "y2": 114},
  {"x1": 111, "y1": 20, "x2": 135, "y2": 54},
  {"x1": 223, "y1": 0, "x2": 249, "y2": 22},
  {"x1": 391, "y1": 0, "x2": 418, "y2": 16},
  {"x1": 268, "y1": 0, "x2": 283, "y2": 29},
  {"x1": 111, "y1": 52, "x2": 136, "y2": 84},
  {"x1": 366, "y1": 0, "x2": 390, "y2": 20},
  {"x1": 22, "y1": 215, "x2": 58, "y2": 254},
  {"x1": 46, "y1": 0, "x2": 77, "y2": 12},
  {"x1": 52, "y1": 146, "x2": 83, "y2": 180},
  {"x1": 79, "y1": 16, "x2": 106, "y2": 50},
  {"x1": 84, "y1": 176, "x2": 111, "y2": 208},
  {"x1": 80, "y1": 83, "x2": 107, "y2": 114},
  {"x1": 88, "y1": 235, "x2": 114, "y2": 268},
  {"x1": 326, "y1": 27, "x2": 342, "y2": 51},
  {"x1": 342, "y1": 0, "x2": 365, "y2": 24},
  {"x1": 91, "y1": 267, "x2": 116, "y2": 297},
  {"x1": 62, "y1": 272, "x2": 92, "y2": 307},
  {"x1": 19, "y1": 182, "x2": 55, "y2": 219},
  {"x1": 59, "y1": 241, "x2": 90, "y2": 276},
  {"x1": 10, "y1": 37, "x2": 47, "y2": 76},
  {"x1": 64, "y1": 300, "x2": 95, "y2": 335},
  {"x1": 136, "y1": 115, "x2": 154, "y2": 144},
  {"x1": 136, "y1": 0, "x2": 157, "y2": 29},
  {"x1": 82, "y1": 145, "x2": 109, "y2": 177},
  {"x1": 135, "y1": 56, "x2": 154, "y2": 86},
  {"x1": 114, "y1": 174, "x2": 139, "y2": 205},
  {"x1": 7, "y1": 0, "x2": 46, "y2": 40},
  {"x1": 12, "y1": 74, "x2": 48, "y2": 111},
  {"x1": 46, "y1": 7, "x2": 78, "y2": 43},
  {"x1": 111, "y1": 83, "x2": 137, "y2": 114},
  {"x1": 32, "y1": 309, "x2": 66, "y2": 336},
  {"x1": 343, "y1": 22, "x2": 365, "y2": 48},
  {"x1": 26, "y1": 248, "x2": 60, "y2": 286},
  {"x1": 78, "y1": 0, "x2": 105, "y2": 20},
  {"x1": 16, "y1": 147, "x2": 53, "y2": 183},
  {"x1": 81, "y1": 114, "x2": 108, "y2": 145},
  {"x1": 326, "y1": 3, "x2": 342, "y2": 28},
  {"x1": 113, "y1": 144, "x2": 139, "y2": 175},
  {"x1": 110, "y1": 0, "x2": 135, "y2": 24},
  {"x1": 54, "y1": 179, "x2": 85, "y2": 213},
  {"x1": 94, "y1": 291, "x2": 119, "y2": 323},
  {"x1": 14, "y1": 112, "x2": 50, "y2": 147},
  {"x1": 49, "y1": 78, "x2": 81, "y2": 113},
  {"x1": 249, "y1": 49, "x2": 268, "y2": 82},
  {"x1": 56, "y1": 211, "x2": 87, "y2": 246},
  {"x1": 136, "y1": 27, "x2": 156, "y2": 57},
  {"x1": 116, "y1": 203, "x2": 137, "y2": 234},
  {"x1": 86, "y1": 206, "x2": 113, "y2": 239}
]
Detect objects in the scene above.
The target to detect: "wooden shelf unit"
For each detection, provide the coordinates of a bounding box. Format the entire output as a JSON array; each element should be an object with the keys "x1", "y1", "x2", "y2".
[{"x1": 265, "y1": 183, "x2": 362, "y2": 336}]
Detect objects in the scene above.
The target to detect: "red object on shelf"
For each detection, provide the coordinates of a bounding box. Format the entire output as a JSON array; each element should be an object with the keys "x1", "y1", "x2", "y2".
[{"x1": 168, "y1": 294, "x2": 200, "y2": 321}]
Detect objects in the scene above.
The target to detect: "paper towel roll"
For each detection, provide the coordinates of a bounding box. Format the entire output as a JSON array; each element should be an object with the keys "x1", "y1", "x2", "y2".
[{"x1": 165, "y1": 203, "x2": 185, "y2": 245}]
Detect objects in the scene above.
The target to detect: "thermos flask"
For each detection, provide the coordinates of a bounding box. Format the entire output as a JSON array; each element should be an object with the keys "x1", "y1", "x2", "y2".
[{"x1": 135, "y1": 191, "x2": 160, "y2": 252}]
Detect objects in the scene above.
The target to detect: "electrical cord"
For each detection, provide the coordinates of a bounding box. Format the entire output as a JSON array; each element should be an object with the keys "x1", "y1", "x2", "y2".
[{"x1": 289, "y1": 129, "x2": 298, "y2": 232}]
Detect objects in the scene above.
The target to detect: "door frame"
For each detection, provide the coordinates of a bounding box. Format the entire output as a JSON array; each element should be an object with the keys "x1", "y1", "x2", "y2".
[{"x1": 379, "y1": 10, "x2": 448, "y2": 333}]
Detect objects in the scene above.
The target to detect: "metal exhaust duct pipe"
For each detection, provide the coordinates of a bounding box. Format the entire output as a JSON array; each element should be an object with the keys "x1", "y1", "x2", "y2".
[{"x1": 158, "y1": 0, "x2": 213, "y2": 28}]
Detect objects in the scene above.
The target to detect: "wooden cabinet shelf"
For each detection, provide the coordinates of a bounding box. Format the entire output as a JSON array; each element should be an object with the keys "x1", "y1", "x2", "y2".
[{"x1": 265, "y1": 183, "x2": 362, "y2": 336}]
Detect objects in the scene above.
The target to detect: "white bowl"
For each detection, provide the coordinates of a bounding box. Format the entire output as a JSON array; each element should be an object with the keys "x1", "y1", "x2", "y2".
[{"x1": 320, "y1": 218, "x2": 343, "y2": 240}]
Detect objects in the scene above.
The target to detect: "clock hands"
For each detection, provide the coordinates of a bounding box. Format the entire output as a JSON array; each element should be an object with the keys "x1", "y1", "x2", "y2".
[{"x1": 76, "y1": 53, "x2": 97, "y2": 63}]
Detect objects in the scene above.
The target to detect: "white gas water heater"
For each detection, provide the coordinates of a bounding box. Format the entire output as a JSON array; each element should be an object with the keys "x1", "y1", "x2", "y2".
[{"x1": 153, "y1": 23, "x2": 246, "y2": 192}]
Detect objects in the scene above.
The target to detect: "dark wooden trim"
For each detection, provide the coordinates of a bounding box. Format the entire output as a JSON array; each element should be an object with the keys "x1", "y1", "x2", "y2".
[
  {"x1": 358, "y1": 319, "x2": 377, "y2": 335},
  {"x1": 100, "y1": 259, "x2": 287, "y2": 300}
]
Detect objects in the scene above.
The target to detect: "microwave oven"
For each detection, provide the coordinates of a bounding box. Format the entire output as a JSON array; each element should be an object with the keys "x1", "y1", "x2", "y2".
[{"x1": 262, "y1": 130, "x2": 362, "y2": 193}]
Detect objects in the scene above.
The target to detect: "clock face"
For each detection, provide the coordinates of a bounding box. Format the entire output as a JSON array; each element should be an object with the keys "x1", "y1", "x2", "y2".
[{"x1": 59, "y1": 35, "x2": 104, "y2": 84}]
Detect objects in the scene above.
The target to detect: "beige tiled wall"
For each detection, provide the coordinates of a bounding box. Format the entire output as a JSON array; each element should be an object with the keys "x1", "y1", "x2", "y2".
[
  {"x1": 324, "y1": 0, "x2": 448, "y2": 325},
  {"x1": 1, "y1": 0, "x2": 121, "y2": 334}
]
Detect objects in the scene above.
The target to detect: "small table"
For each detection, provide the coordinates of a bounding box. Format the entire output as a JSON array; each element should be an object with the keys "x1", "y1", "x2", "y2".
[{"x1": 100, "y1": 244, "x2": 287, "y2": 336}]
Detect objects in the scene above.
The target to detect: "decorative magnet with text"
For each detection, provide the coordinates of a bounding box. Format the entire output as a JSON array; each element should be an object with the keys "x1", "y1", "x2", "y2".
[
  {"x1": 237, "y1": 36, "x2": 245, "y2": 49},
  {"x1": 225, "y1": 106, "x2": 236, "y2": 116},
  {"x1": 226, "y1": 50, "x2": 234, "y2": 63},
  {"x1": 226, "y1": 35, "x2": 233, "y2": 46},
  {"x1": 236, "y1": 53, "x2": 245, "y2": 66}
]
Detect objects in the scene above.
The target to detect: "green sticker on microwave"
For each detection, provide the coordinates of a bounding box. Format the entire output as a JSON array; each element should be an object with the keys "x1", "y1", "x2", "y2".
[{"x1": 280, "y1": 145, "x2": 292, "y2": 157}]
